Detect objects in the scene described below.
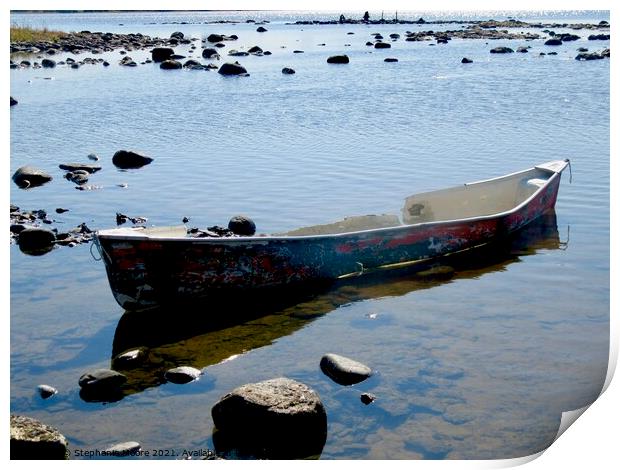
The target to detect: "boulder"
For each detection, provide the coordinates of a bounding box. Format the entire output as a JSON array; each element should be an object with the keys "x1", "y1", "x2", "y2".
[
  {"x1": 320, "y1": 353, "x2": 372, "y2": 385},
  {"x1": 18, "y1": 228, "x2": 56, "y2": 255},
  {"x1": 248, "y1": 45, "x2": 263, "y2": 54},
  {"x1": 282, "y1": 67, "x2": 296, "y2": 74},
  {"x1": 327, "y1": 54, "x2": 349, "y2": 64},
  {"x1": 575, "y1": 51, "x2": 605, "y2": 61},
  {"x1": 461, "y1": 57, "x2": 473, "y2": 63},
  {"x1": 79, "y1": 369, "x2": 127, "y2": 390},
  {"x1": 10, "y1": 96, "x2": 18, "y2": 106},
  {"x1": 170, "y1": 31, "x2": 184, "y2": 40},
  {"x1": 112, "y1": 150, "x2": 154, "y2": 169},
  {"x1": 218, "y1": 61, "x2": 248, "y2": 75},
  {"x1": 490, "y1": 47, "x2": 514, "y2": 53},
  {"x1": 211, "y1": 377, "x2": 327, "y2": 459},
  {"x1": 164, "y1": 366, "x2": 202, "y2": 384},
  {"x1": 384, "y1": 57, "x2": 398, "y2": 62},
  {"x1": 58, "y1": 163, "x2": 101, "y2": 173},
  {"x1": 151, "y1": 47, "x2": 174, "y2": 62},
  {"x1": 41, "y1": 58, "x2": 56, "y2": 68},
  {"x1": 183, "y1": 59, "x2": 202, "y2": 68},
  {"x1": 374, "y1": 42, "x2": 391, "y2": 49},
  {"x1": 10, "y1": 415, "x2": 69, "y2": 459},
  {"x1": 588, "y1": 34, "x2": 610, "y2": 40},
  {"x1": 160, "y1": 59, "x2": 182, "y2": 69},
  {"x1": 202, "y1": 48, "x2": 219, "y2": 59},
  {"x1": 228, "y1": 215, "x2": 256, "y2": 235},
  {"x1": 256, "y1": 26, "x2": 268, "y2": 32},
  {"x1": 544, "y1": 38, "x2": 563, "y2": 46},
  {"x1": 12, "y1": 166, "x2": 52, "y2": 188}
]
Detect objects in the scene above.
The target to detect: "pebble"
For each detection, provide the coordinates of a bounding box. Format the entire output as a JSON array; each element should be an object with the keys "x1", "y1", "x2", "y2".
[
  {"x1": 360, "y1": 392, "x2": 376, "y2": 405},
  {"x1": 37, "y1": 384, "x2": 58, "y2": 399}
]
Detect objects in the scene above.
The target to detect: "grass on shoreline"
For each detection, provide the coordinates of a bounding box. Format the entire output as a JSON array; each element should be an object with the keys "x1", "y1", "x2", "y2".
[{"x1": 10, "y1": 25, "x2": 68, "y2": 43}]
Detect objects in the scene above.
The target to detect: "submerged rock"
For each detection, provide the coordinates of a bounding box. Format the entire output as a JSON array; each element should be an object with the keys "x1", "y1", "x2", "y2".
[
  {"x1": 327, "y1": 54, "x2": 349, "y2": 64},
  {"x1": 10, "y1": 415, "x2": 69, "y2": 459},
  {"x1": 320, "y1": 353, "x2": 372, "y2": 385},
  {"x1": 12, "y1": 166, "x2": 52, "y2": 188},
  {"x1": 228, "y1": 215, "x2": 256, "y2": 236},
  {"x1": 256, "y1": 26, "x2": 268, "y2": 32},
  {"x1": 37, "y1": 384, "x2": 58, "y2": 399},
  {"x1": 211, "y1": 377, "x2": 327, "y2": 459},
  {"x1": 360, "y1": 392, "x2": 376, "y2": 405},
  {"x1": 58, "y1": 163, "x2": 101, "y2": 173},
  {"x1": 384, "y1": 57, "x2": 398, "y2": 62},
  {"x1": 282, "y1": 67, "x2": 296, "y2": 74},
  {"x1": 164, "y1": 366, "x2": 202, "y2": 384},
  {"x1": 79, "y1": 369, "x2": 127, "y2": 391},
  {"x1": 461, "y1": 57, "x2": 473, "y2": 63},
  {"x1": 112, "y1": 150, "x2": 153, "y2": 169}
]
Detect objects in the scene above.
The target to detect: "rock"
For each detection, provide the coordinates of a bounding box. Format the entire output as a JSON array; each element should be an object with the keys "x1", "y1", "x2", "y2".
[
  {"x1": 87, "y1": 153, "x2": 99, "y2": 161},
  {"x1": 575, "y1": 51, "x2": 605, "y2": 61},
  {"x1": 228, "y1": 50, "x2": 250, "y2": 57},
  {"x1": 12, "y1": 166, "x2": 52, "y2": 188},
  {"x1": 55, "y1": 208, "x2": 69, "y2": 213},
  {"x1": 104, "y1": 441, "x2": 142, "y2": 457},
  {"x1": 171, "y1": 54, "x2": 186, "y2": 60},
  {"x1": 601, "y1": 48, "x2": 610, "y2": 57},
  {"x1": 490, "y1": 47, "x2": 514, "y2": 53},
  {"x1": 214, "y1": 42, "x2": 226, "y2": 48},
  {"x1": 112, "y1": 150, "x2": 153, "y2": 169},
  {"x1": 327, "y1": 54, "x2": 349, "y2": 64},
  {"x1": 67, "y1": 172, "x2": 89, "y2": 185},
  {"x1": 78, "y1": 369, "x2": 126, "y2": 401},
  {"x1": 517, "y1": 46, "x2": 529, "y2": 53},
  {"x1": 41, "y1": 58, "x2": 56, "y2": 68},
  {"x1": 366, "y1": 41, "x2": 373, "y2": 46},
  {"x1": 207, "y1": 33, "x2": 225, "y2": 43},
  {"x1": 112, "y1": 348, "x2": 148, "y2": 368},
  {"x1": 374, "y1": 42, "x2": 391, "y2": 49},
  {"x1": 10, "y1": 224, "x2": 27, "y2": 235},
  {"x1": 544, "y1": 38, "x2": 563, "y2": 46},
  {"x1": 256, "y1": 26, "x2": 268, "y2": 32},
  {"x1": 211, "y1": 377, "x2": 327, "y2": 459},
  {"x1": 360, "y1": 392, "x2": 376, "y2": 405},
  {"x1": 164, "y1": 366, "x2": 202, "y2": 384},
  {"x1": 248, "y1": 45, "x2": 263, "y2": 54},
  {"x1": 320, "y1": 353, "x2": 372, "y2": 385},
  {"x1": 70, "y1": 63, "x2": 80, "y2": 69},
  {"x1": 151, "y1": 47, "x2": 174, "y2": 62},
  {"x1": 577, "y1": 47, "x2": 589, "y2": 52},
  {"x1": 228, "y1": 215, "x2": 256, "y2": 235},
  {"x1": 160, "y1": 59, "x2": 182, "y2": 69},
  {"x1": 588, "y1": 34, "x2": 610, "y2": 40},
  {"x1": 282, "y1": 67, "x2": 295, "y2": 74},
  {"x1": 58, "y1": 163, "x2": 101, "y2": 173},
  {"x1": 437, "y1": 38, "x2": 449, "y2": 44},
  {"x1": 461, "y1": 57, "x2": 473, "y2": 63},
  {"x1": 11, "y1": 96, "x2": 18, "y2": 106},
  {"x1": 37, "y1": 384, "x2": 58, "y2": 399},
  {"x1": 170, "y1": 31, "x2": 184, "y2": 40},
  {"x1": 218, "y1": 61, "x2": 248, "y2": 75},
  {"x1": 202, "y1": 48, "x2": 219, "y2": 59},
  {"x1": 10, "y1": 415, "x2": 69, "y2": 459},
  {"x1": 183, "y1": 59, "x2": 202, "y2": 68},
  {"x1": 103, "y1": 61, "x2": 110, "y2": 66},
  {"x1": 384, "y1": 57, "x2": 398, "y2": 62},
  {"x1": 119, "y1": 56, "x2": 137, "y2": 66},
  {"x1": 293, "y1": 50, "x2": 304, "y2": 53}
]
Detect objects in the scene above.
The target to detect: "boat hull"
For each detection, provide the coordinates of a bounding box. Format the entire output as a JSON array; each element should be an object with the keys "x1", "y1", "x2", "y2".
[{"x1": 96, "y1": 169, "x2": 563, "y2": 311}]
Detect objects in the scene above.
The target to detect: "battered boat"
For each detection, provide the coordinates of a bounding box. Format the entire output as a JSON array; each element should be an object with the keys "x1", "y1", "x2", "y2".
[{"x1": 94, "y1": 160, "x2": 570, "y2": 311}]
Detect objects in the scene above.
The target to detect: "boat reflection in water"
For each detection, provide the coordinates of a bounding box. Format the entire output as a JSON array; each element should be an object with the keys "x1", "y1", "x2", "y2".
[{"x1": 107, "y1": 209, "x2": 564, "y2": 401}]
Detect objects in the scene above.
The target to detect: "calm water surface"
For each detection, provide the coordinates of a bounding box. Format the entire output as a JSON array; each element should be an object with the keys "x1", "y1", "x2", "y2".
[{"x1": 10, "y1": 10, "x2": 609, "y2": 460}]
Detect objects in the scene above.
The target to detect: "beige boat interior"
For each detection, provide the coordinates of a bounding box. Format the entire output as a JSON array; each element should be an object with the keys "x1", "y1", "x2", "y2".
[{"x1": 101, "y1": 165, "x2": 558, "y2": 239}]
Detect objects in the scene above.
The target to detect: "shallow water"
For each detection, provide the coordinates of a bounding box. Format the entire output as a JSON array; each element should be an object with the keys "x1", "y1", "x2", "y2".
[{"x1": 9, "y1": 10, "x2": 609, "y2": 460}]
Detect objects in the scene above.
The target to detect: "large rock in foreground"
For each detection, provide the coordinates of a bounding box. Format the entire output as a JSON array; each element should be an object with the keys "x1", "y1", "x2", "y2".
[
  {"x1": 211, "y1": 377, "x2": 327, "y2": 459},
  {"x1": 18, "y1": 228, "x2": 56, "y2": 256},
  {"x1": 320, "y1": 353, "x2": 372, "y2": 385},
  {"x1": 10, "y1": 415, "x2": 69, "y2": 459},
  {"x1": 12, "y1": 166, "x2": 53, "y2": 188},
  {"x1": 112, "y1": 150, "x2": 153, "y2": 169}
]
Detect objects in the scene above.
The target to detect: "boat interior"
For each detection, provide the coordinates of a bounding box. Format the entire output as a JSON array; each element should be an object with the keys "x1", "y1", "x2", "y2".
[{"x1": 100, "y1": 164, "x2": 559, "y2": 239}]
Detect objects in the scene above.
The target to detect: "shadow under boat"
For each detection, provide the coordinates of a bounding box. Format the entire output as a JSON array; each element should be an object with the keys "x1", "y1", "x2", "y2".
[{"x1": 103, "y1": 210, "x2": 564, "y2": 400}]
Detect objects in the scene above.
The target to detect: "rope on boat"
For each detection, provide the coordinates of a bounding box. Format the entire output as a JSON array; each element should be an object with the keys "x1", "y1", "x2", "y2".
[
  {"x1": 565, "y1": 158, "x2": 572, "y2": 184},
  {"x1": 90, "y1": 239, "x2": 101, "y2": 261},
  {"x1": 559, "y1": 225, "x2": 570, "y2": 250}
]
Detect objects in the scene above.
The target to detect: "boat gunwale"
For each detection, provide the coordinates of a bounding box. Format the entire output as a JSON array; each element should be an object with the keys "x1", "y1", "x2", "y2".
[{"x1": 95, "y1": 162, "x2": 567, "y2": 244}]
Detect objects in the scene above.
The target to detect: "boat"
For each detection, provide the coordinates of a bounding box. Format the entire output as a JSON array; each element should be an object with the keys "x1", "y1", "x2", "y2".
[{"x1": 94, "y1": 159, "x2": 570, "y2": 311}]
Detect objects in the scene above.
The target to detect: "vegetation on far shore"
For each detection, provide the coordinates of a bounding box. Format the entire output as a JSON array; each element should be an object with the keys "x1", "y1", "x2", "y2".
[{"x1": 10, "y1": 25, "x2": 68, "y2": 43}]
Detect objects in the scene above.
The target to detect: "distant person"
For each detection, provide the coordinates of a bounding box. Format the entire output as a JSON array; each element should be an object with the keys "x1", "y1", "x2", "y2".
[{"x1": 363, "y1": 11, "x2": 370, "y2": 22}]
